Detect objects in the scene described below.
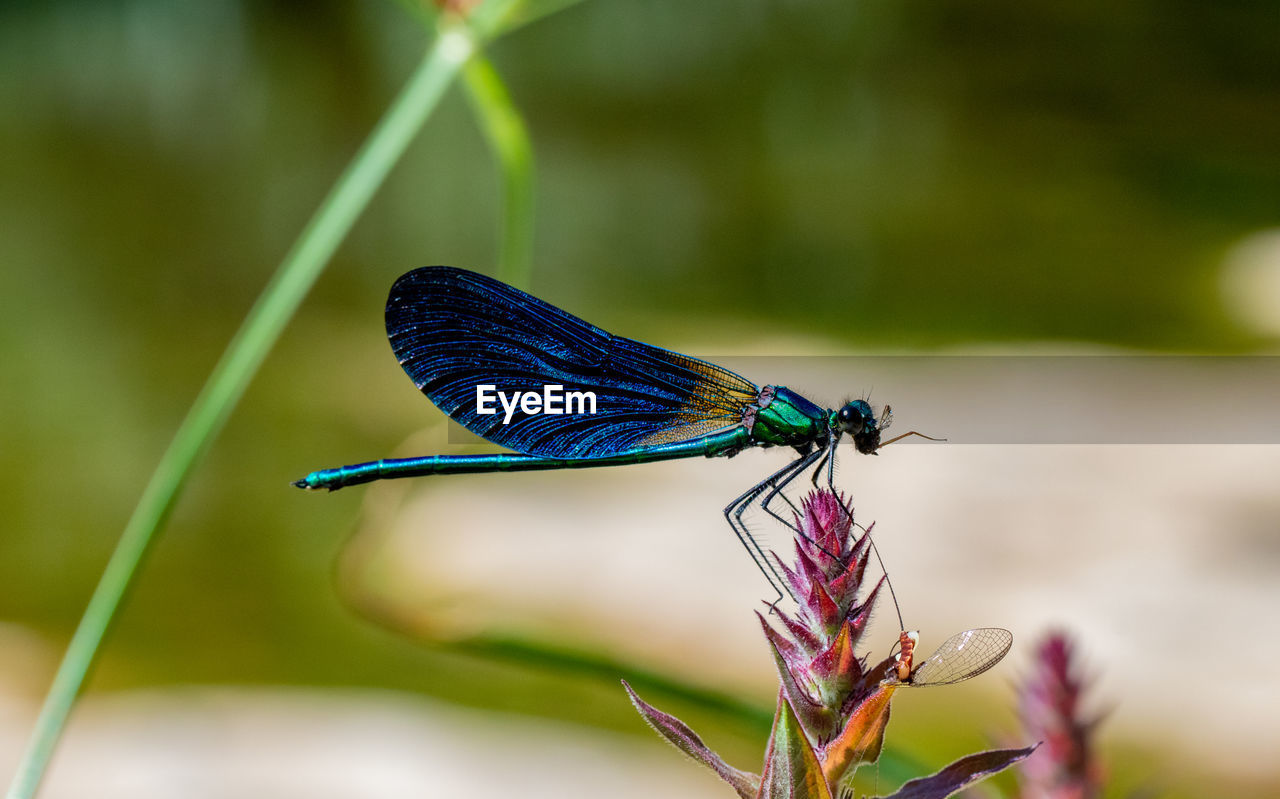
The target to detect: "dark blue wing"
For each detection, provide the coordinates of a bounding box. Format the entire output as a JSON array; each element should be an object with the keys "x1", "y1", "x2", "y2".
[{"x1": 385, "y1": 267, "x2": 760, "y2": 458}]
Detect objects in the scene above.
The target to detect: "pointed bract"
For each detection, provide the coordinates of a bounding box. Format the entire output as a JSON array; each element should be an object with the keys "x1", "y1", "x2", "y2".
[
  {"x1": 810, "y1": 620, "x2": 860, "y2": 697},
  {"x1": 793, "y1": 544, "x2": 829, "y2": 608},
  {"x1": 758, "y1": 692, "x2": 834, "y2": 799},
  {"x1": 848, "y1": 577, "x2": 884, "y2": 634},
  {"x1": 874, "y1": 745, "x2": 1040, "y2": 799},
  {"x1": 758, "y1": 611, "x2": 806, "y2": 670},
  {"x1": 762, "y1": 614, "x2": 834, "y2": 741},
  {"x1": 623, "y1": 681, "x2": 761, "y2": 799},
  {"x1": 773, "y1": 606, "x2": 822, "y2": 656},
  {"x1": 774, "y1": 551, "x2": 808, "y2": 602},
  {"x1": 826, "y1": 526, "x2": 870, "y2": 602},
  {"x1": 823, "y1": 557, "x2": 861, "y2": 606},
  {"x1": 822, "y1": 683, "x2": 897, "y2": 787},
  {"x1": 802, "y1": 574, "x2": 842, "y2": 634}
]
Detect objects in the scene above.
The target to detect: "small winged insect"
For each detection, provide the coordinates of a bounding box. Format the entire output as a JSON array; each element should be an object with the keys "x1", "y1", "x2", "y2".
[{"x1": 889, "y1": 628, "x2": 1013, "y2": 686}]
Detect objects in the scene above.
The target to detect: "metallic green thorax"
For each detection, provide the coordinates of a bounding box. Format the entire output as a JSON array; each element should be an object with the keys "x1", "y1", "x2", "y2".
[{"x1": 746, "y1": 386, "x2": 829, "y2": 449}]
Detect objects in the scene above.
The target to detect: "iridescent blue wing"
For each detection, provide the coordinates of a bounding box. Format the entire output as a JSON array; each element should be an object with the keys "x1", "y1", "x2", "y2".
[{"x1": 385, "y1": 267, "x2": 761, "y2": 458}]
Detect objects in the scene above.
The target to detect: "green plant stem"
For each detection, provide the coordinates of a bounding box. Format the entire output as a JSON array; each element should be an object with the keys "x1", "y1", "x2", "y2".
[
  {"x1": 463, "y1": 55, "x2": 536, "y2": 288},
  {"x1": 3, "y1": 12, "x2": 507, "y2": 798},
  {"x1": 502, "y1": 0, "x2": 591, "y2": 35}
]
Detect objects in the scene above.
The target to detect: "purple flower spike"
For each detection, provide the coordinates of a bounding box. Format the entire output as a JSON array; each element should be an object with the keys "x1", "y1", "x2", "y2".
[
  {"x1": 626, "y1": 490, "x2": 1031, "y2": 799},
  {"x1": 1013, "y1": 632, "x2": 1106, "y2": 799}
]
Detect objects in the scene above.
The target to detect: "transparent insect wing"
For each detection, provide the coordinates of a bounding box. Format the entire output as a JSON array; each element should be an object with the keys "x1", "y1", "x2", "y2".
[
  {"x1": 908, "y1": 628, "x2": 1013, "y2": 687},
  {"x1": 878, "y1": 404, "x2": 894, "y2": 432}
]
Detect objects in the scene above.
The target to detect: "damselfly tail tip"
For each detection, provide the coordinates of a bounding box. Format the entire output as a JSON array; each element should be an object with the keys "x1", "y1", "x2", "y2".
[{"x1": 291, "y1": 477, "x2": 314, "y2": 490}]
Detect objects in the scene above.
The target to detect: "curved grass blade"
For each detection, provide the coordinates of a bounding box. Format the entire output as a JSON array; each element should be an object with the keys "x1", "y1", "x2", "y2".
[
  {"x1": 3, "y1": 6, "x2": 528, "y2": 798},
  {"x1": 462, "y1": 56, "x2": 535, "y2": 289}
]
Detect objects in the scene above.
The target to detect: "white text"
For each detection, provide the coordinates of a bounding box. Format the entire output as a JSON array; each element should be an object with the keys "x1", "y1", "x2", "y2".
[{"x1": 475, "y1": 384, "x2": 598, "y2": 424}]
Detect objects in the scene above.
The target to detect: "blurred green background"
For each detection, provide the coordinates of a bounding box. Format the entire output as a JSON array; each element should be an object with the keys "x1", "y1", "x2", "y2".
[{"x1": 2, "y1": 1, "x2": 1279, "y2": 796}]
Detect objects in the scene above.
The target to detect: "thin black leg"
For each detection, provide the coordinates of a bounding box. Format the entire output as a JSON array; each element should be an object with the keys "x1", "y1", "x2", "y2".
[
  {"x1": 810, "y1": 448, "x2": 830, "y2": 487},
  {"x1": 724, "y1": 451, "x2": 821, "y2": 603},
  {"x1": 761, "y1": 438, "x2": 844, "y2": 563},
  {"x1": 748, "y1": 447, "x2": 834, "y2": 577}
]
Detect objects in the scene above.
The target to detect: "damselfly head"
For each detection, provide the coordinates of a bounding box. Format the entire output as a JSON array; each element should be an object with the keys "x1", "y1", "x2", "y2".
[
  {"x1": 836, "y1": 399, "x2": 883, "y2": 454},
  {"x1": 835, "y1": 399, "x2": 873, "y2": 434}
]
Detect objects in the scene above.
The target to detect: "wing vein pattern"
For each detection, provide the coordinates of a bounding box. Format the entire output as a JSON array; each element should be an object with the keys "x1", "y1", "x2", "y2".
[
  {"x1": 385, "y1": 267, "x2": 761, "y2": 458},
  {"x1": 910, "y1": 628, "x2": 1014, "y2": 687}
]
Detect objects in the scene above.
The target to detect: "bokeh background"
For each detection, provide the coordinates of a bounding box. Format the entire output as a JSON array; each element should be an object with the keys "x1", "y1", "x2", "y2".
[{"x1": 2, "y1": 1, "x2": 1279, "y2": 796}]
